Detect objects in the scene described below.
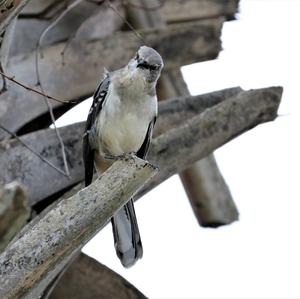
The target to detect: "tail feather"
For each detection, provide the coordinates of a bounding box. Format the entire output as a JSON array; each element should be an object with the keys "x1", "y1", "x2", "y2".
[{"x1": 111, "y1": 199, "x2": 143, "y2": 268}]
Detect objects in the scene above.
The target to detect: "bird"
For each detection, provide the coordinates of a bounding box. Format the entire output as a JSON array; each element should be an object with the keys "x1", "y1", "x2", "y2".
[{"x1": 83, "y1": 46, "x2": 163, "y2": 267}]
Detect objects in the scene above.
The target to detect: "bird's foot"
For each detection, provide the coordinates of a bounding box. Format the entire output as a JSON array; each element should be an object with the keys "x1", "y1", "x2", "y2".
[{"x1": 104, "y1": 152, "x2": 136, "y2": 162}]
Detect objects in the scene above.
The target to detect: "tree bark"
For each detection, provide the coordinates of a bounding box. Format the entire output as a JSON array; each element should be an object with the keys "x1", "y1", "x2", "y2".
[
  {"x1": 0, "y1": 86, "x2": 281, "y2": 299},
  {"x1": 0, "y1": 155, "x2": 157, "y2": 299},
  {"x1": 0, "y1": 87, "x2": 282, "y2": 207}
]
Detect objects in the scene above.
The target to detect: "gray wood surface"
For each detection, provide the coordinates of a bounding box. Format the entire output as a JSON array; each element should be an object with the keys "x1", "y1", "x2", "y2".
[
  {"x1": 0, "y1": 18, "x2": 223, "y2": 139},
  {"x1": 0, "y1": 87, "x2": 282, "y2": 207},
  {"x1": 0, "y1": 155, "x2": 157, "y2": 299},
  {"x1": 161, "y1": 0, "x2": 239, "y2": 23}
]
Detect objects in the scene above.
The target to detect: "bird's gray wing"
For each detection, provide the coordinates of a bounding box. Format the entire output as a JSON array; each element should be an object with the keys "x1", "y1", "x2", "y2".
[
  {"x1": 136, "y1": 116, "x2": 156, "y2": 159},
  {"x1": 83, "y1": 75, "x2": 110, "y2": 186}
]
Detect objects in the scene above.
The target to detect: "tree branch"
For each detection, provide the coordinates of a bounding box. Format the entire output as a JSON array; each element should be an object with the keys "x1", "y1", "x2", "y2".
[
  {"x1": 0, "y1": 155, "x2": 157, "y2": 299},
  {"x1": 1, "y1": 18, "x2": 223, "y2": 138},
  {"x1": 0, "y1": 69, "x2": 74, "y2": 103},
  {"x1": 0, "y1": 86, "x2": 282, "y2": 207},
  {"x1": 142, "y1": 87, "x2": 282, "y2": 196},
  {"x1": 0, "y1": 86, "x2": 282, "y2": 299}
]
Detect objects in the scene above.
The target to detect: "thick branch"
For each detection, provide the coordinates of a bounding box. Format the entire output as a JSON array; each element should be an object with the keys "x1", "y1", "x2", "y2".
[
  {"x1": 0, "y1": 86, "x2": 282, "y2": 207},
  {"x1": 0, "y1": 156, "x2": 157, "y2": 299},
  {"x1": 0, "y1": 18, "x2": 223, "y2": 138},
  {"x1": 49, "y1": 253, "x2": 147, "y2": 299},
  {"x1": 180, "y1": 155, "x2": 238, "y2": 227},
  {"x1": 0, "y1": 87, "x2": 281, "y2": 298},
  {"x1": 0, "y1": 87, "x2": 240, "y2": 206},
  {"x1": 143, "y1": 87, "x2": 282, "y2": 195}
]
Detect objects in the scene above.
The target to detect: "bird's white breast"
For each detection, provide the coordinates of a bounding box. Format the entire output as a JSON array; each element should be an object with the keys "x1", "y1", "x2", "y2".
[{"x1": 97, "y1": 73, "x2": 157, "y2": 156}]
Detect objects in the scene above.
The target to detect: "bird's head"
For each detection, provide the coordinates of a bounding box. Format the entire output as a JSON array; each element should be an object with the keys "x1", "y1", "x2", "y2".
[{"x1": 129, "y1": 46, "x2": 164, "y2": 83}]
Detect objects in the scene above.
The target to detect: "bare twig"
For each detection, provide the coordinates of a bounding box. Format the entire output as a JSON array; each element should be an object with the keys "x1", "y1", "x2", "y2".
[
  {"x1": 0, "y1": 123, "x2": 69, "y2": 177},
  {"x1": 41, "y1": 88, "x2": 71, "y2": 177},
  {"x1": 62, "y1": 0, "x2": 146, "y2": 63},
  {"x1": 60, "y1": 0, "x2": 105, "y2": 65},
  {"x1": 34, "y1": 56, "x2": 70, "y2": 177},
  {"x1": 34, "y1": 41, "x2": 71, "y2": 177},
  {"x1": 0, "y1": 62, "x2": 7, "y2": 94},
  {"x1": 36, "y1": 0, "x2": 84, "y2": 59},
  {"x1": 60, "y1": 31, "x2": 77, "y2": 66},
  {"x1": 0, "y1": 70, "x2": 74, "y2": 103},
  {"x1": 107, "y1": 0, "x2": 146, "y2": 44},
  {"x1": 34, "y1": 0, "x2": 86, "y2": 178}
]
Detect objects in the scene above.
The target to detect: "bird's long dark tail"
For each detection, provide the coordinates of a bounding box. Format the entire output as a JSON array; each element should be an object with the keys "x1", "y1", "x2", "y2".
[{"x1": 111, "y1": 198, "x2": 143, "y2": 268}]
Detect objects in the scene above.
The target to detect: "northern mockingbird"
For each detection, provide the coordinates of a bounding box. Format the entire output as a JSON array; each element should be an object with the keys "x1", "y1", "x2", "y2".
[{"x1": 83, "y1": 46, "x2": 163, "y2": 267}]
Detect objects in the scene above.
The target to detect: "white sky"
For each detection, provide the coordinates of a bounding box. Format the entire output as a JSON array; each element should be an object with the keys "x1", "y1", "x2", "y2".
[{"x1": 56, "y1": 1, "x2": 300, "y2": 298}]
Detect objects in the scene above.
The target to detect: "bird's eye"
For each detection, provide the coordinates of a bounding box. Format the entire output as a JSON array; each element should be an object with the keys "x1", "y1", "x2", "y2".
[
  {"x1": 135, "y1": 53, "x2": 139, "y2": 60},
  {"x1": 149, "y1": 65, "x2": 159, "y2": 71}
]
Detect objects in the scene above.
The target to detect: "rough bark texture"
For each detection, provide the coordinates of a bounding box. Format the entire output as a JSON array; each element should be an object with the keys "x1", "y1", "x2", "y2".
[
  {"x1": 0, "y1": 156, "x2": 157, "y2": 299},
  {"x1": 49, "y1": 253, "x2": 147, "y2": 299},
  {"x1": 140, "y1": 87, "x2": 282, "y2": 197},
  {"x1": 0, "y1": 18, "x2": 223, "y2": 139},
  {"x1": 0, "y1": 182, "x2": 30, "y2": 252},
  {"x1": 161, "y1": 0, "x2": 239, "y2": 23},
  {"x1": 0, "y1": 86, "x2": 281, "y2": 299},
  {"x1": 0, "y1": 87, "x2": 245, "y2": 206},
  {"x1": 1, "y1": 86, "x2": 280, "y2": 210}
]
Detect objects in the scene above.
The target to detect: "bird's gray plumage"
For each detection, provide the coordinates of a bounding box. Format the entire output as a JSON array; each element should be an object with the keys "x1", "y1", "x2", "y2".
[{"x1": 83, "y1": 46, "x2": 163, "y2": 267}]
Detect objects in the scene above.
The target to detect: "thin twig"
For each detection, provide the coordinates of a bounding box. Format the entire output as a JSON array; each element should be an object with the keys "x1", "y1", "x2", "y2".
[
  {"x1": 0, "y1": 123, "x2": 69, "y2": 177},
  {"x1": 34, "y1": 55, "x2": 71, "y2": 177},
  {"x1": 36, "y1": 0, "x2": 84, "y2": 59},
  {"x1": 34, "y1": 0, "x2": 87, "y2": 178},
  {"x1": 107, "y1": 0, "x2": 146, "y2": 44},
  {"x1": 0, "y1": 69, "x2": 74, "y2": 103},
  {"x1": 60, "y1": 31, "x2": 76, "y2": 65},
  {"x1": 0, "y1": 62, "x2": 7, "y2": 94}
]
